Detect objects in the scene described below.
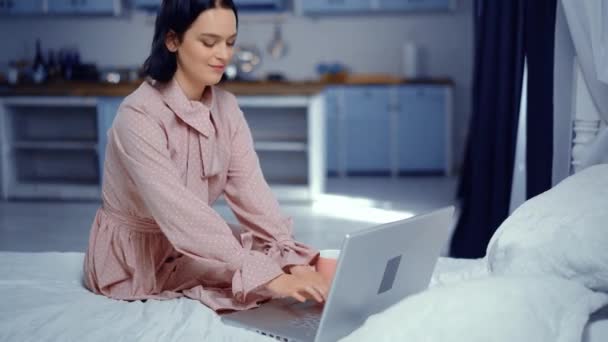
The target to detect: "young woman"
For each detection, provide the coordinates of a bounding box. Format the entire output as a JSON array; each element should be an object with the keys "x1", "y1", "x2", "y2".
[{"x1": 83, "y1": 0, "x2": 329, "y2": 312}]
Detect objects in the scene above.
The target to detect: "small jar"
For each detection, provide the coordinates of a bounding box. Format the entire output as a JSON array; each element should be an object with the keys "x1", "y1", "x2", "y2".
[{"x1": 7, "y1": 62, "x2": 19, "y2": 85}]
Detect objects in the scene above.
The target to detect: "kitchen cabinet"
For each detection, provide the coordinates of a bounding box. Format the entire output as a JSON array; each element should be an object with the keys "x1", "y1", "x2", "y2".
[
  {"x1": 324, "y1": 84, "x2": 452, "y2": 177},
  {"x1": 397, "y1": 85, "x2": 448, "y2": 173},
  {"x1": 97, "y1": 97, "x2": 122, "y2": 182},
  {"x1": 0, "y1": 97, "x2": 101, "y2": 200},
  {"x1": 231, "y1": 95, "x2": 327, "y2": 200},
  {"x1": 47, "y1": 0, "x2": 121, "y2": 15},
  {"x1": 0, "y1": 0, "x2": 44, "y2": 14},
  {"x1": 234, "y1": 0, "x2": 285, "y2": 10},
  {"x1": 133, "y1": 0, "x2": 158, "y2": 8},
  {"x1": 298, "y1": 0, "x2": 453, "y2": 14},
  {"x1": 324, "y1": 87, "x2": 342, "y2": 175},
  {"x1": 0, "y1": 94, "x2": 324, "y2": 201},
  {"x1": 299, "y1": 0, "x2": 372, "y2": 14},
  {"x1": 378, "y1": 0, "x2": 453, "y2": 11},
  {"x1": 342, "y1": 87, "x2": 391, "y2": 175},
  {"x1": 134, "y1": 0, "x2": 285, "y2": 11}
]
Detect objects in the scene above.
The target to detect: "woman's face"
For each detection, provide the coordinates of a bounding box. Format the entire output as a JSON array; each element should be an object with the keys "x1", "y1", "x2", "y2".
[{"x1": 166, "y1": 8, "x2": 237, "y2": 88}]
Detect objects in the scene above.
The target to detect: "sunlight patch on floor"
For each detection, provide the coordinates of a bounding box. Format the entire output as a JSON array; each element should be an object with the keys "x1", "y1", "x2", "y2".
[{"x1": 312, "y1": 194, "x2": 415, "y2": 224}]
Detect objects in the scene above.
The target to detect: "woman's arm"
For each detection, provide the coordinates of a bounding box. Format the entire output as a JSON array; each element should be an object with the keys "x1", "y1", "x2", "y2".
[{"x1": 223, "y1": 109, "x2": 319, "y2": 272}]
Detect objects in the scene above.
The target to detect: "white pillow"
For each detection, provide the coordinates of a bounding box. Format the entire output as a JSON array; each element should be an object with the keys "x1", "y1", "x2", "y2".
[
  {"x1": 341, "y1": 276, "x2": 608, "y2": 342},
  {"x1": 486, "y1": 164, "x2": 608, "y2": 291},
  {"x1": 428, "y1": 257, "x2": 488, "y2": 288}
]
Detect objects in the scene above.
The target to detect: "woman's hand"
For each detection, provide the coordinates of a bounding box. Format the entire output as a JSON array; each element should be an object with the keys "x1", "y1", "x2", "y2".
[
  {"x1": 264, "y1": 272, "x2": 328, "y2": 303},
  {"x1": 289, "y1": 265, "x2": 330, "y2": 301}
]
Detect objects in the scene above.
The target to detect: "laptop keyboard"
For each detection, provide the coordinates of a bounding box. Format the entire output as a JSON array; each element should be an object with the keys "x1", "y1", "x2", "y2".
[{"x1": 286, "y1": 313, "x2": 321, "y2": 330}]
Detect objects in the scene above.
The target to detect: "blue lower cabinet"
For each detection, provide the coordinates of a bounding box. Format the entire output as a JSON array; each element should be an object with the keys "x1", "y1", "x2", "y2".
[
  {"x1": 397, "y1": 86, "x2": 446, "y2": 173},
  {"x1": 97, "y1": 97, "x2": 122, "y2": 182},
  {"x1": 324, "y1": 88, "x2": 341, "y2": 176},
  {"x1": 342, "y1": 87, "x2": 391, "y2": 174},
  {"x1": 345, "y1": 113, "x2": 391, "y2": 175},
  {"x1": 323, "y1": 85, "x2": 448, "y2": 177}
]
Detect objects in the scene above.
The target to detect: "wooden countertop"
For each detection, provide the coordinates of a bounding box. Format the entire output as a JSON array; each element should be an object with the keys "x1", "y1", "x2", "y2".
[{"x1": 0, "y1": 78, "x2": 454, "y2": 97}]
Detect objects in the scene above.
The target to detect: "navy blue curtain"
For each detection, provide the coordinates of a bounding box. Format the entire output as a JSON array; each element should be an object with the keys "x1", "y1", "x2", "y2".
[
  {"x1": 525, "y1": 0, "x2": 556, "y2": 198},
  {"x1": 450, "y1": 0, "x2": 556, "y2": 258}
]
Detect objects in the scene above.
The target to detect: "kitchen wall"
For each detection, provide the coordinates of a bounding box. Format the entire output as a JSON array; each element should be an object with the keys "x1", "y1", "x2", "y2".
[{"x1": 0, "y1": 0, "x2": 473, "y2": 170}]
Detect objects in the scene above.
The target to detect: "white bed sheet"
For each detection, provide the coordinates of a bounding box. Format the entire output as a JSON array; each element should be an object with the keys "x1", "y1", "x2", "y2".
[{"x1": 0, "y1": 252, "x2": 605, "y2": 342}]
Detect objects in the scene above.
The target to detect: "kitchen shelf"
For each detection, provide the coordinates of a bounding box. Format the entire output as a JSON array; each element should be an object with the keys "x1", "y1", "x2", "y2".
[
  {"x1": 15, "y1": 148, "x2": 99, "y2": 184},
  {"x1": 238, "y1": 95, "x2": 324, "y2": 199},
  {"x1": 7, "y1": 183, "x2": 100, "y2": 200},
  {"x1": 9, "y1": 104, "x2": 98, "y2": 143},
  {"x1": 0, "y1": 97, "x2": 102, "y2": 200},
  {"x1": 13, "y1": 140, "x2": 98, "y2": 150},
  {"x1": 254, "y1": 141, "x2": 307, "y2": 152},
  {"x1": 0, "y1": 93, "x2": 325, "y2": 201},
  {"x1": 243, "y1": 104, "x2": 309, "y2": 146},
  {"x1": 257, "y1": 149, "x2": 308, "y2": 184},
  {"x1": 1, "y1": 96, "x2": 98, "y2": 106}
]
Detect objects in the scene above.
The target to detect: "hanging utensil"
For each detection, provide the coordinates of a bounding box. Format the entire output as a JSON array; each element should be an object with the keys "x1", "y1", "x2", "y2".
[{"x1": 267, "y1": 22, "x2": 287, "y2": 60}]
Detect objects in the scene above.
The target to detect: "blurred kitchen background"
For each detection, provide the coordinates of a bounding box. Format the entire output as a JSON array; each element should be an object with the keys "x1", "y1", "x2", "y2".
[{"x1": 0, "y1": 0, "x2": 472, "y2": 254}]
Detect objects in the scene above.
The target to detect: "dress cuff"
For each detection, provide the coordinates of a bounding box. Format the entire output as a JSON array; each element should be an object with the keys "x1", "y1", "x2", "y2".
[
  {"x1": 263, "y1": 235, "x2": 320, "y2": 271},
  {"x1": 230, "y1": 232, "x2": 284, "y2": 303}
]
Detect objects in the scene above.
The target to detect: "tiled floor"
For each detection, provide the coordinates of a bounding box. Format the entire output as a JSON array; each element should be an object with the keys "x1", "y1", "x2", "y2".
[{"x1": 0, "y1": 176, "x2": 457, "y2": 253}]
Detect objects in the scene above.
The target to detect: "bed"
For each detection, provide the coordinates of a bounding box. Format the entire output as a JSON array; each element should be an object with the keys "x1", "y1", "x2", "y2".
[
  {"x1": 0, "y1": 226, "x2": 606, "y2": 342},
  {"x1": 0, "y1": 253, "x2": 484, "y2": 341},
  {"x1": 0, "y1": 126, "x2": 606, "y2": 341},
  {"x1": 0, "y1": 159, "x2": 607, "y2": 342}
]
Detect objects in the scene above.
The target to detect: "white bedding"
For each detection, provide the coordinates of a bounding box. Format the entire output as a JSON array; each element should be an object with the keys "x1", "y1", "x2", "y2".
[
  {"x1": 344, "y1": 275, "x2": 608, "y2": 342},
  {"x1": 0, "y1": 252, "x2": 269, "y2": 342},
  {"x1": 0, "y1": 252, "x2": 605, "y2": 342}
]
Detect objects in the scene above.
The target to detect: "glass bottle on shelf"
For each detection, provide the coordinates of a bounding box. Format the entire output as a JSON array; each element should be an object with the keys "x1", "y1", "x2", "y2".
[{"x1": 32, "y1": 39, "x2": 47, "y2": 84}]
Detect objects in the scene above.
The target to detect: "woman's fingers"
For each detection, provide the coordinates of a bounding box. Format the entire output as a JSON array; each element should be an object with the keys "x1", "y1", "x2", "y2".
[
  {"x1": 295, "y1": 271, "x2": 330, "y2": 301},
  {"x1": 308, "y1": 281, "x2": 327, "y2": 302},
  {"x1": 315, "y1": 278, "x2": 330, "y2": 301},
  {"x1": 291, "y1": 291, "x2": 307, "y2": 303},
  {"x1": 318, "y1": 284, "x2": 329, "y2": 301},
  {"x1": 306, "y1": 285, "x2": 325, "y2": 303},
  {"x1": 266, "y1": 273, "x2": 329, "y2": 303},
  {"x1": 297, "y1": 285, "x2": 325, "y2": 303}
]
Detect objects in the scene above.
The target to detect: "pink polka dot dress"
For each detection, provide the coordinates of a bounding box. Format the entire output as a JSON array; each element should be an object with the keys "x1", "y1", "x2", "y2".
[{"x1": 83, "y1": 78, "x2": 319, "y2": 312}]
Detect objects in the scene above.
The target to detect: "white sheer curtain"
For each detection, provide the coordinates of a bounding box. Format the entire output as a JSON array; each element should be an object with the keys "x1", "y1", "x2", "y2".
[
  {"x1": 553, "y1": 0, "x2": 608, "y2": 184},
  {"x1": 561, "y1": 0, "x2": 608, "y2": 111},
  {"x1": 586, "y1": 1, "x2": 608, "y2": 84}
]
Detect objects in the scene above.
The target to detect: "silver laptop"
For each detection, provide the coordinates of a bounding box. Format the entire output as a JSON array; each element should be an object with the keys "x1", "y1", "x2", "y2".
[{"x1": 221, "y1": 206, "x2": 454, "y2": 342}]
